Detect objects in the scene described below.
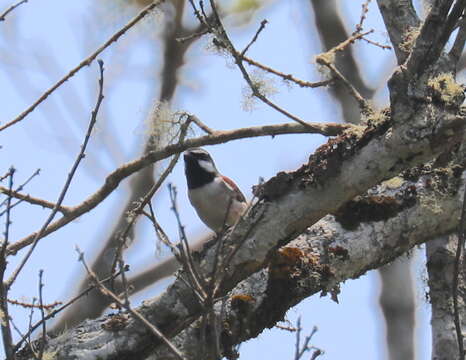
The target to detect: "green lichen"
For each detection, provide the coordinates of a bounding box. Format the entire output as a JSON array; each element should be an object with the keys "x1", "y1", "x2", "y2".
[
  {"x1": 428, "y1": 73, "x2": 464, "y2": 105},
  {"x1": 399, "y1": 26, "x2": 421, "y2": 53}
]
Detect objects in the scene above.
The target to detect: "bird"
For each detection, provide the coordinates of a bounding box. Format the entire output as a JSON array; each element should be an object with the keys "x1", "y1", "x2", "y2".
[{"x1": 183, "y1": 148, "x2": 248, "y2": 233}]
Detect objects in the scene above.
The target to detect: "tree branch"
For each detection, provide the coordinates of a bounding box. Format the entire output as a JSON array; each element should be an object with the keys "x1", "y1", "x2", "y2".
[
  {"x1": 150, "y1": 169, "x2": 466, "y2": 360},
  {"x1": 376, "y1": 0, "x2": 420, "y2": 64},
  {"x1": 6, "y1": 60, "x2": 106, "y2": 288},
  {"x1": 0, "y1": 0, "x2": 29, "y2": 22},
  {"x1": 0, "y1": 187, "x2": 71, "y2": 215},
  {"x1": 17, "y1": 93, "x2": 465, "y2": 357},
  {"x1": 23, "y1": 165, "x2": 466, "y2": 360}
]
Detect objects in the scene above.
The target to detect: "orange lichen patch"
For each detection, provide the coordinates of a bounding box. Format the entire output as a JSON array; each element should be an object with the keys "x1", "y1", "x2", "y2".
[
  {"x1": 230, "y1": 294, "x2": 256, "y2": 314},
  {"x1": 268, "y1": 247, "x2": 305, "y2": 279},
  {"x1": 101, "y1": 313, "x2": 129, "y2": 332},
  {"x1": 268, "y1": 247, "x2": 322, "y2": 280}
]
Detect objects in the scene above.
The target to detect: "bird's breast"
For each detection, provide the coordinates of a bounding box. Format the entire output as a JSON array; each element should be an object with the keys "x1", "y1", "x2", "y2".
[{"x1": 188, "y1": 178, "x2": 246, "y2": 232}]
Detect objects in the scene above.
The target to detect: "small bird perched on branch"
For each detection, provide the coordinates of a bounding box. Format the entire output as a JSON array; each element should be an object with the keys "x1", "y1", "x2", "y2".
[{"x1": 184, "y1": 148, "x2": 247, "y2": 233}]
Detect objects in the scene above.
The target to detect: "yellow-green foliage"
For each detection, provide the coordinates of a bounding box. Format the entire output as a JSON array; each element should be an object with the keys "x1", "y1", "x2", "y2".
[{"x1": 428, "y1": 73, "x2": 464, "y2": 105}]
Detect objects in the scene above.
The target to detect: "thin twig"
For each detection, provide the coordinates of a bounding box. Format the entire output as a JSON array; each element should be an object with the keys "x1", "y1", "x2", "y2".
[
  {"x1": 0, "y1": 0, "x2": 165, "y2": 132},
  {"x1": 354, "y1": 0, "x2": 372, "y2": 34},
  {"x1": 6, "y1": 60, "x2": 106, "y2": 289},
  {"x1": 241, "y1": 19, "x2": 268, "y2": 56},
  {"x1": 0, "y1": 0, "x2": 29, "y2": 22},
  {"x1": 37, "y1": 270, "x2": 46, "y2": 360},
  {"x1": 110, "y1": 116, "x2": 192, "y2": 277},
  {"x1": 294, "y1": 317, "x2": 322, "y2": 360},
  {"x1": 26, "y1": 298, "x2": 37, "y2": 358},
  {"x1": 187, "y1": 0, "x2": 207, "y2": 28},
  {"x1": 0, "y1": 187, "x2": 71, "y2": 216},
  {"x1": 145, "y1": 205, "x2": 177, "y2": 254},
  {"x1": 242, "y1": 55, "x2": 334, "y2": 89},
  {"x1": 117, "y1": 257, "x2": 131, "y2": 308},
  {"x1": 176, "y1": 28, "x2": 209, "y2": 43},
  {"x1": 360, "y1": 36, "x2": 391, "y2": 50},
  {"x1": 315, "y1": 56, "x2": 372, "y2": 115},
  {"x1": 212, "y1": 204, "x2": 265, "y2": 298},
  {"x1": 294, "y1": 317, "x2": 301, "y2": 360},
  {"x1": 13, "y1": 269, "x2": 126, "y2": 353},
  {"x1": 8, "y1": 120, "x2": 354, "y2": 255},
  {"x1": 7, "y1": 298, "x2": 61, "y2": 310},
  {"x1": 200, "y1": 0, "x2": 330, "y2": 129},
  {"x1": 453, "y1": 184, "x2": 466, "y2": 360},
  {"x1": 0, "y1": 168, "x2": 15, "y2": 359},
  {"x1": 0, "y1": 168, "x2": 41, "y2": 208},
  {"x1": 76, "y1": 249, "x2": 186, "y2": 360},
  {"x1": 168, "y1": 184, "x2": 208, "y2": 301},
  {"x1": 189, "y1": 114, "x2": 215, "y2": 134}
]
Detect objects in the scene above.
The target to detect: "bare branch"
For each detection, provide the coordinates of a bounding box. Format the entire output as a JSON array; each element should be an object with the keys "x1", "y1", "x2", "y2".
[
  {"x1": 109, "y1": 117, "x2": 192, "y2": 278},
  {"x1": 37, "y1": 270, "x2": 46, "y2": 360},
  {"x1": 189, "y1": 115, "x2": 215, "y2": 134},
  {"x1": 0, "y1": 187, "x2": 71, "y2": 215},
  {"x1": 241, "y1": 19, "x2": 268, "y2": 57},
  {"x1": 0, "y1": 168, "x2": 40, "y2": 209},
  {"x1": 0, "y1": 0, "x2": 166, "y2": 132},
  {"x1": 0, "y1": 168, "x2": 15, "y2": 359},
  {"x1": 76, "y1": 249, "x2": 186, "y2": 360},
  {"x1": 0, "y1": 0, "x2": 29, "y2": 22},
  {"x1": 242, "y1": 55, "x2": 334, "y2": 88},
  {"x1": 310, "y1": 0, "x2": 375, "y2": 123},
  {"x1": 315, "y1": 55, "x2": 372, "y2": 115},
  {"x1": 6, "y1": 60, "x2": 106, "y2": 288},
  {"x1": 12, "y1": 268, "x2": 126, "y2": 353}
]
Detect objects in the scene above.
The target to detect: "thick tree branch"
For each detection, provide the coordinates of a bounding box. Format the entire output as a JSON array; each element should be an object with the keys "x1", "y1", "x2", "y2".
[
  {"x1": 376, "y1": 0, "x2": 420, "y2": 64},
  {"x1": 17, "y1": 92, "x2": 465, "y2": 358},
  {"x1": 22, "y1": 164, "x2": 466, "y2": 360},
  {"x1": 150, "y1": 169, "x2": 466, "y2": 360}
]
